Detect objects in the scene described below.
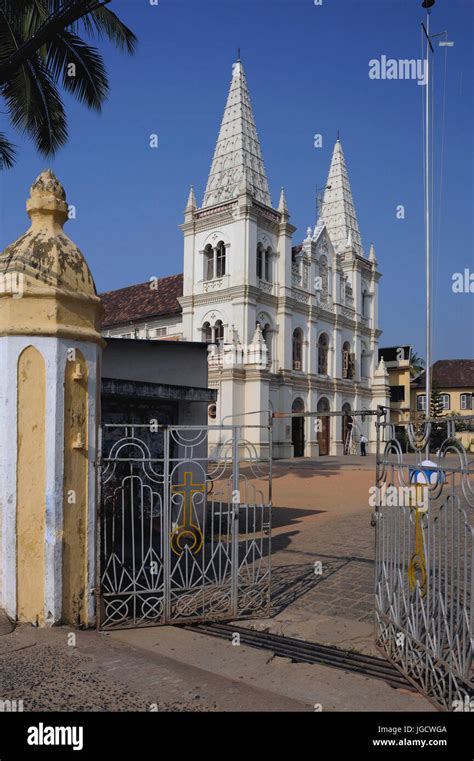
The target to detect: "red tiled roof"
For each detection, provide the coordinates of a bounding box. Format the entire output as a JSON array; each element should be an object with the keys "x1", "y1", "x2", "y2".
[
  {"x1": 100, "y1": 273, "x2": 183, "y2": 328},
  {"x1": 411, "y1": 359, "x2": 474, "y2": 389}
]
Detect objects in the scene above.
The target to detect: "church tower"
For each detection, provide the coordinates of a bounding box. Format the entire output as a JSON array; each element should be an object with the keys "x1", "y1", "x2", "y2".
[
  {"x1": 319, "y1": 137, "x2": 380, "y2": 384},
  {"x1": 180, "y1": 58, "x2": 295, "y2": 443}
]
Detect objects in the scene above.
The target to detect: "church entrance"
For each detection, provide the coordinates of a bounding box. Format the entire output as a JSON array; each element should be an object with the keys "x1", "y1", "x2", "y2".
[
  {"x1": 317, "y1": 397, "x2": 330, "y2": 455},
  {"x1": 291, "y1": 398, "x2": 305, "y2": 457},
  {"x1": 342, "y1": 403, "x2": 353, "y2": 455}
]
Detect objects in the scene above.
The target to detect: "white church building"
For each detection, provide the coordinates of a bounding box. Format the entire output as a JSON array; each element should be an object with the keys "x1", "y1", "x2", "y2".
[{"x1": 101, "y1": 58, "x2": 390, "y2": 457}]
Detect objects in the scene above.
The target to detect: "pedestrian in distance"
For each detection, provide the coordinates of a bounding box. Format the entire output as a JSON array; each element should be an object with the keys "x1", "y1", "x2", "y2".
[{"x1": 360, "y1": 435, "x2": 368, "y2": 457}]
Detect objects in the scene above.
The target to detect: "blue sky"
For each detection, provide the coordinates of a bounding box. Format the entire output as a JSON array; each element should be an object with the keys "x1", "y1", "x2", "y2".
[{"x1": 0, "y1": 0, "x2": 472, "y2": 361}]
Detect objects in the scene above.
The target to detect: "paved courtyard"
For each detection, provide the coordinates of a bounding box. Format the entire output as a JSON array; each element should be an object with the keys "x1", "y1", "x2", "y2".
[{"x1": 0, "y1": 456, "x2": 442, "y2": 711}]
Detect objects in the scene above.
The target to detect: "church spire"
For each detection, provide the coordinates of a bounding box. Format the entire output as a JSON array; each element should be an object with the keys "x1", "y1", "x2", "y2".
[
  {"x1": 202, "y1": 58, "x2": 271, "y2": 208},
  {"x1": 320, "y1": 139, "x2": 364, "y2": 257}
]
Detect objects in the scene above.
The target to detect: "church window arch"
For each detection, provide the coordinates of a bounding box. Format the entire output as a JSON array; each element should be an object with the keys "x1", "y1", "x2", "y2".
[
  {"x1": 214, "y1": 319, "x2": 224, "y2": 344},
  {"x1": 292, "y1": 328, "x2": 303, "y2": 371},
  {"x1": 260, "y1": 321, "x2": 273, "y2": 362},
  {"x1": 318, "y1": 333, "x2": 329, "y2": 375},
  {"x1": 256, "y1": 243, "x2": 264, "y2": 279},
  {"x1": 342, "y1": 341, "x2": 354, "y2": 380},
  {"x1": 202, "y1": 322, "x2": 212, "y2": 343},
  {"x1": 265, "y1": 246, "x2": 272, "y2": 282},
  {"x1": 204, "y1": 240, "x2": 227, "y2": 281},
  {"x1": 201, "y1": 316, "x2": 224, "y2": 345},
  {"x1": 204, "y1": 244, "x2": 214, "y2": 281},
  {"x1": 216, "y1": 241, "x2": 226, "y2": 278},
  {"x1": 256, "y1": 243, "x2": 273, "y2": 283}
]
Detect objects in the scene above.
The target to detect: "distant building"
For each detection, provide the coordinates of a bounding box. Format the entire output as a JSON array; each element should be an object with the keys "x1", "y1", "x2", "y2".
[
  {"x1": 378, "y1": 345, "x2": 412, "y2": 422},
  {"x1": 102, "y1": 338, "x2": 216, "y2": 431},
  {"x1": 101, "y1": 58, "x2": 390, "y2": 457},
  {"x1": 411, "y1": 359, "x2": 474, "y2": 451},
  {"x1": 411, "y1": 359, "x2": 474, "y2": 415}
]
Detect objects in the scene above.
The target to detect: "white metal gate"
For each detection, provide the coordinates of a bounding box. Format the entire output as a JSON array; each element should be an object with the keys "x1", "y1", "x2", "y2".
[
  {"x1": 97, "y1": 423, "x2": 272, "y2": 629},
  {"x1": 374, "y1": 415, "x2": 474, "y2": 711}
]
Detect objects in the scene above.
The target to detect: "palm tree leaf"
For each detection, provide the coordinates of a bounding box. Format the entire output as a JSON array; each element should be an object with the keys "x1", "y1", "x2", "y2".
[
  {"x1": 0, "y1": 131, "x2": 17, "y2": 169},
  {"x1": 79, "y1": 5, "x2": 137, "y2": 54},
  {"x1": 1, "y1": 54, "x2": 67, "y2": 155},
  {"x1": 47, "y1": 29, "x2": 108, "y2": 110}
]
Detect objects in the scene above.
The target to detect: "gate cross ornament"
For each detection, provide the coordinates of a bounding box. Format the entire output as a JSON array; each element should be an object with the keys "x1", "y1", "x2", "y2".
[
  {"x1": 170, "y1": 472, "x2": 205, "y2": 556},
  {"x1": 408, "y1": 483, "x2": 428, "y2": 597}
]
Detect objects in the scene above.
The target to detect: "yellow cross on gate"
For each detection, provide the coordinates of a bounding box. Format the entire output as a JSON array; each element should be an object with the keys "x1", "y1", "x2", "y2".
[
  {"x1": 170, "y1": 472, "x2": 205, "y2": 556},
  {"x1": 408, "y1": 483, "x2": 428, "y2": 597}
]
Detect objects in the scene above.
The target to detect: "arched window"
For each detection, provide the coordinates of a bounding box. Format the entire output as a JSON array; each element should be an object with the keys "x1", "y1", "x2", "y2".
[
  {"x1": 202, "y1": 322, "x2": 212, "y2": 343},
  {"x1": 291, "y1": 398, "x2": 305, "y2": 457},
  {"x1": 261, "y1": 322, "x2": 272, "y2": 362},
  {"x1": 265, "y1": 247, "x2": 272, "y2": 282},
  {"x1": 216, "y1": 241, "x2": 226, "y2": 277},
  {"x1": 256, "y1": 243, "x2": 264, "y2": 279},
  {"x1": 342, "y1": 341, "x2": 353, "y2": 380},
  {"x1": 204, "y1": 244, "x2": 214, "y2": 281},
  {"x1": 214, "y1": 320, "x2": 224, "y2": 344},
  {"x1": 318, "y1": 333, "x2": 329, "y2": 375},
  {"x1": 317, "y1": 396, "x2": 330, "y2": 456},
  {"x1": 342, "y1": 402, "x2": 353, "y2": 454},
  {"x1": 257, "y1": 244, "x2": 272, "y2": 283},
  {"x1": 292, "y1": 328, "x2": 303, "y2": 371}
]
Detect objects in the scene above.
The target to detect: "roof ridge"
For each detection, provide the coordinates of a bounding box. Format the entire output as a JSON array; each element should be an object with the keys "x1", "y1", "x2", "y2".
[{"x1": 100, "y1": 272, "x2": 183, "y2": 297}]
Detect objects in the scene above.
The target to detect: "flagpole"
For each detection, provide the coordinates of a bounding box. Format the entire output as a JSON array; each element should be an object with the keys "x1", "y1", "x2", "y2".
[{"x1": 422, "y1": 1, "x2": 434, "y2": 436}]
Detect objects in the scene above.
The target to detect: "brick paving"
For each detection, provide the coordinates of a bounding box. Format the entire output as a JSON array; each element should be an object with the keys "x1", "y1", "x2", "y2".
[
  {"x1": 266, "y1": 465, "x2": 377, "y2": 625},
  {"x1": 266, "y1": 458, "x2": 473, "y2": 629}
]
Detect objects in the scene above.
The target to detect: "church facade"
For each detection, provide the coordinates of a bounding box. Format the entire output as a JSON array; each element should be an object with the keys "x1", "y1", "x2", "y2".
[{"x1": 101, "y1": 59, "x2": 390, "y2": 457}]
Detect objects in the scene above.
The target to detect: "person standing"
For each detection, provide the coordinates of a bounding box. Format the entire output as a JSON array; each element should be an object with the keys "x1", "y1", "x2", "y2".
[{"x1": 360, "y1": 434, "x2": 368, "y2": 457}]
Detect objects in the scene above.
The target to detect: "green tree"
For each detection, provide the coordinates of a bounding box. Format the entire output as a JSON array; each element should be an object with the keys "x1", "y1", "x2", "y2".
[
  {"x1": 429, "y1": 383, "x2": 446, "y2": 452},
  {"x1": 410, "y1": 350, "x2": 425, "y2": 379},
  {"x1": 0, "y1": 0, "x2": 136, "y2": 168}
]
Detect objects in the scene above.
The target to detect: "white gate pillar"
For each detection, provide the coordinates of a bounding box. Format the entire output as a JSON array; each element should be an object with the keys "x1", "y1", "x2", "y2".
[{"x1": 0, "y1": 171, "x2": 104, "y2": 626}]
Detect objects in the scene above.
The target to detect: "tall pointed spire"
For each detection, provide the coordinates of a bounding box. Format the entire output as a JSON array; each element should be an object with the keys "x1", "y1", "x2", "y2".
[
  {"x1": 320, "y1": 139, "x2": 364, "y2": 256},
  {"x1": 202, "y1": 59, "x2": 271, "y2": 208}
]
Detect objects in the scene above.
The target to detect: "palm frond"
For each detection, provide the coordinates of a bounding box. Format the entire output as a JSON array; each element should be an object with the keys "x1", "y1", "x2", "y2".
[
  {"x1": 80, "y1": 5, "x2": 137, "y2": 54},
  {"x1": 0, "y1": 131, "x2": 17, "y2": 168},
  {"x1": 1, "y1": 54, "x2": 67, "y2": 155},
  {"x1": 48, "y1": 29, "x2": 108, "y2": 110}
]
